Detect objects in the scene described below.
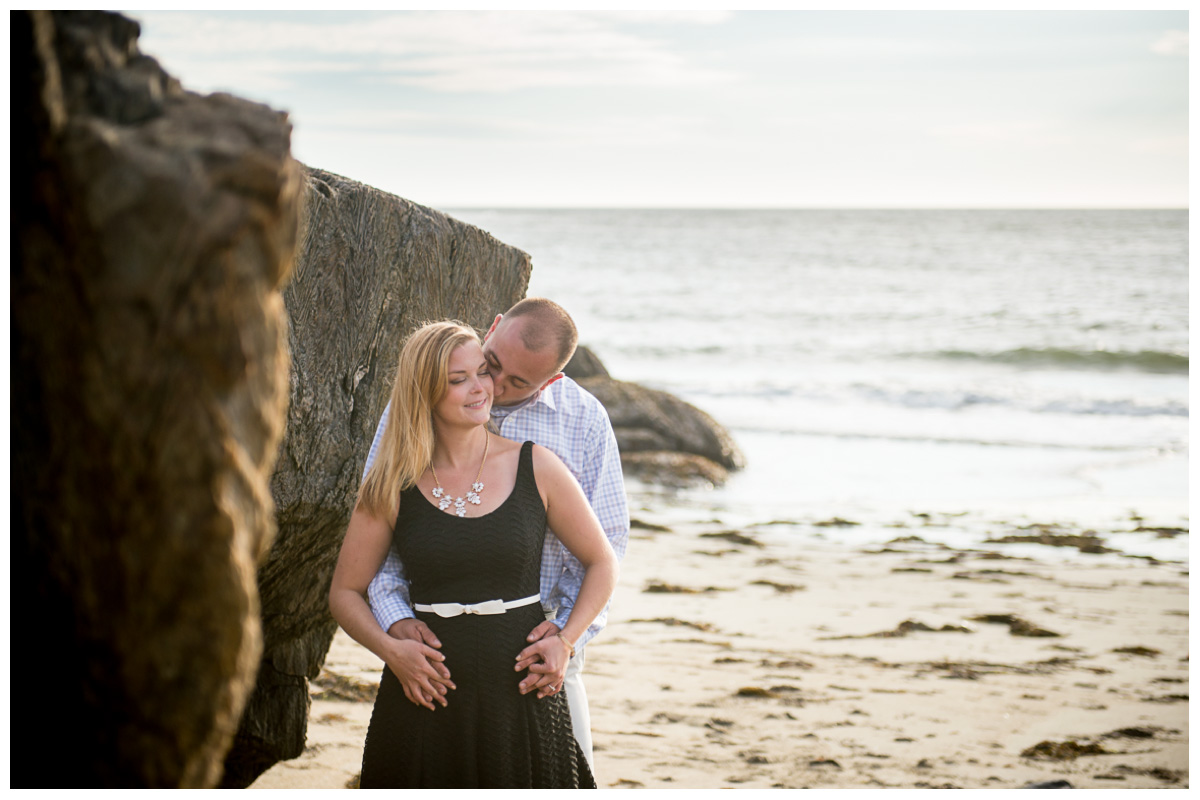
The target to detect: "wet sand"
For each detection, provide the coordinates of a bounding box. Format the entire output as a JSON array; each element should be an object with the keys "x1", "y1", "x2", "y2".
[{"x1": 250, "y1": 512, "x2": 1188, "y2": 790}]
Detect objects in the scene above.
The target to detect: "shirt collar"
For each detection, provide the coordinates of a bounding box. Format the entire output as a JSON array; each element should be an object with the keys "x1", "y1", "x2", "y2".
[{"x1": 490, "y1": 376, "x2": 561, "y2": 419}]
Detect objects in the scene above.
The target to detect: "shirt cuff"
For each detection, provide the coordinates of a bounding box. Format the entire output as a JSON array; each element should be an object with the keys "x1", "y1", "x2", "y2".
[{"x1": 374, "y1": 604, "x2": 416, "y2": 634}]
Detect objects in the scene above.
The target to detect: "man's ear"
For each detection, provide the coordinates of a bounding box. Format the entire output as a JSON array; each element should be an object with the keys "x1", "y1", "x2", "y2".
[
  {"x1": 483, "y1": 314, "x2": 503, "y2": 343},
  {"x1": 539, "y1": 372, "x2": 565, "y2": 391}
]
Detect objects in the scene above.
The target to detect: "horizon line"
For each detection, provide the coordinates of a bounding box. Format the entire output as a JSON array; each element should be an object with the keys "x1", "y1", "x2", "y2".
[{"x1": 437, "y1": 205, "x2": 1189, "y2": 212}]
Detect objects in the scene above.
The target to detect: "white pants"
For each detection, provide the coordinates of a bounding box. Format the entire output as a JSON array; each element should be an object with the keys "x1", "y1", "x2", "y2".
[{"x1": 563, "y1": 646, "x2": 593, "y2": 773}]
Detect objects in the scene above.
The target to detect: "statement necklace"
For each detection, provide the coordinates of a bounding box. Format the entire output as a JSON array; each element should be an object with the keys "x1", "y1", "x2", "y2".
[{"x1": 430, "y1": 433, "x2": 489, "y2": 517}]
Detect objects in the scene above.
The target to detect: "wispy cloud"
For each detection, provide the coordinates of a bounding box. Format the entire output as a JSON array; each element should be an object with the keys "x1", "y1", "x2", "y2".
[
  {"x1": 296, "y1": 107, "x2": 697, "y2": 147},
  {"x1": 1129, "y1": 135, "x2": 1188, "y2": 156},
  {"x1": 134, "y1": 11, "x2": 736, "y2": 94},
  {"x1": 577, "y1": 10, "x2": 732, "y2": 26},
  {"x1": 786, "y1": 36, "x2": 981, "y2": 60},
  {"x1": 927, "y1": 120, "x2": 1070, "y2": 148},
  {"x1": 160, "y1": 58, "x2": 359, "y2": 94},
  {"x1": 1151, "y1": 30, "x2": 1188, "y2": 56},
  {"x1": 128, "y1": 9, "x2": 1186, "y2": 207}
]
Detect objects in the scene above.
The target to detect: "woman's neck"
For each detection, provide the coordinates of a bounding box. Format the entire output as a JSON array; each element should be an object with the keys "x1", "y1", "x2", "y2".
[{"x1": 431, "y1": 423, "x2": 488, "y2": 471}]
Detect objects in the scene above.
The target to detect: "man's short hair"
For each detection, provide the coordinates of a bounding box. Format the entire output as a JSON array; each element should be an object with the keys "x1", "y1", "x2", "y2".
[{"x1": 503, "y1": 297, "x2": 579, "y2": 374}]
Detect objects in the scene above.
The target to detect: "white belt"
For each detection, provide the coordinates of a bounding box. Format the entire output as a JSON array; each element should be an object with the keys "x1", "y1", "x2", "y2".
[{"x1": 414, "y1": 593, "x2": 541, "y2": 619}]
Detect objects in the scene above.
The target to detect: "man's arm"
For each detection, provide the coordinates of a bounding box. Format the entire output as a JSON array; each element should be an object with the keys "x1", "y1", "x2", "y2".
[
  {"x1": 546, "y1": 409, "x2": 629, "y2": 650},
  {"x1": 361, "y1": 400, "x2": 419, "y2": 632},
  {"x1": 362, "y1": 401, "x2": 391, "y2": 482},
  {"x1": 367, "y1": 548, "x2": 417, "y2": 631}
]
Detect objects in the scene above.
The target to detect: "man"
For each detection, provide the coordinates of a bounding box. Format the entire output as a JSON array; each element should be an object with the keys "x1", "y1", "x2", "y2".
[{"x1": 360, "y1": 297, "x2": 629, "y2": 771}]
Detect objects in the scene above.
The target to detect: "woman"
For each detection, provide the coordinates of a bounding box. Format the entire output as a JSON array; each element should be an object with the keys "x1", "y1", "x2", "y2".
[{"x1": 329, "y1": 321, "x2": 618, "y2": 788}]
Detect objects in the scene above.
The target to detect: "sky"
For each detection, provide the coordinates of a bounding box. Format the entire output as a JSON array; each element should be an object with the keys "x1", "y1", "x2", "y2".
[{"x1": 127, "y1": 8, "x2": 1188, "y2": 209}]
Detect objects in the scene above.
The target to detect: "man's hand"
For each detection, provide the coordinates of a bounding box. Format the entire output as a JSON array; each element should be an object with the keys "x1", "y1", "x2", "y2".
[
  {"x1": 384, "y1": 619, "x2": 451, "y2": 709},
  {"x1": 513, "y1": 620, "x2": 560, "y2": 672},
  {"x1": 388, "y1": 618, "x2": 442, "y2": 649},
  {"x1": 514, "y1": 621, "x2": 572, "y2": 699},
  {"x1": 382, "y1": 637, "x2": 455, "y2": 711}
]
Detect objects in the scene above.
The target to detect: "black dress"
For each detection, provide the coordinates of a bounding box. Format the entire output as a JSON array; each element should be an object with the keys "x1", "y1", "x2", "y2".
[{"x1": 359, "y1": 441, "x2": 596, "y2": 788}]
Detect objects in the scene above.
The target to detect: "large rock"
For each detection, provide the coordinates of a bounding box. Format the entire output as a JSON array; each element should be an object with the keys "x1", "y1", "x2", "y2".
[
  {"x1": 220, "y1": 167, "x2": 532, "y2": 786},
  {"x1": 12, "y1": 11, "x2": 299, "y2": 788},
  {"x1": 619, "y1": 451, "x2": 732, "y2": 488},
  {"x1": 562, "y1": 343, "x2": 611, "y2": 381},
  {"x1": 565, "y1": 347, "x2": 745, "y2": 487}
]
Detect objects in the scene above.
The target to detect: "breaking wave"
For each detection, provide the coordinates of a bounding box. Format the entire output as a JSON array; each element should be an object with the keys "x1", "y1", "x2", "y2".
[{"x1": 927, "y1": 347, "x2": 1187, "y2": 374}]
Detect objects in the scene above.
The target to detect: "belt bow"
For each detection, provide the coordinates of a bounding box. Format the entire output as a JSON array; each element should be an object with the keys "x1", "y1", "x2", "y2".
[{"x1": 427, "y1": 599, "x2": 506, "y2": 618}]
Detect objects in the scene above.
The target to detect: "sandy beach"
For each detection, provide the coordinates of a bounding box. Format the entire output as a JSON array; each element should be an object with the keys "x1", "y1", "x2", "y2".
[{"x1": 250, "y1": 506, "x2": 1188, "y2": 790}]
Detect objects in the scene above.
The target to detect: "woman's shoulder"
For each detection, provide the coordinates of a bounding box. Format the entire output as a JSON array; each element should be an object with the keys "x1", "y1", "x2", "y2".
[
  {"x1": 529, "y1": 441, "x2": 569, "y2": 476},
  {"x1": 484, "y1": 431, "x2": 520, "y2": 451}
]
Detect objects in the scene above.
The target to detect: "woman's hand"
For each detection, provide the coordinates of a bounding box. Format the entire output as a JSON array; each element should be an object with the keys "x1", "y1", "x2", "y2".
[
  {"x1": 515, "y1": 621, "x2": 573, "y2": 699},
  {"x1": 329, "y1": 509, "x2": 457, "y2": 711},
  {"x1": 383, "y1": 637, "x2": 456, "y2": 710}
]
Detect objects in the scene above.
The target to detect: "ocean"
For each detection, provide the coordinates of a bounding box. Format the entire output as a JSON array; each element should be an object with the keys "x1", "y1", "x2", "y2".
[{"x1": 447, "y1": 209, "x2": 1188, "y2": 560}]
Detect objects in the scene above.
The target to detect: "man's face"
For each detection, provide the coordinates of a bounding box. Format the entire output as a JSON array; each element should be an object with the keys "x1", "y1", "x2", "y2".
[{"x1": 482, "y1": 315, "x2": 561, "y2": 407}]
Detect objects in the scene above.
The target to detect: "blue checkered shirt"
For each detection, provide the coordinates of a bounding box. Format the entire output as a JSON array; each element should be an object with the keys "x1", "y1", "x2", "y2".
[{"x1": 362, "y1": 376, "x2": 629, "y2": 650}]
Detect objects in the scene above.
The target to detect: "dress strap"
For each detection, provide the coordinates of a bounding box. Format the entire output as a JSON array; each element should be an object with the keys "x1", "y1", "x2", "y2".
[{"x1": 518, "y1": 440, "x2": 537, "y2": 494}]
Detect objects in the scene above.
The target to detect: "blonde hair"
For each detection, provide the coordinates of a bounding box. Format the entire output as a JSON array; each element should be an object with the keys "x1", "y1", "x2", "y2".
[{"x1": 357, "y1": 321, "x2": 481, "y2": 521}]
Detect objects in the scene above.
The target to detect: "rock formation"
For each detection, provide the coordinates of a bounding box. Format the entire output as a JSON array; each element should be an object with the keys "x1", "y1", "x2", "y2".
[
  {"x1": 220, "y1": 167, "x2": 531, "y2": 787},
  {"x1": 12, "y1": 9, "x2": 732, "y2": 787},
  {"x1": 565, "y1": 347, "x2": 745, "y2": 487},
  {"x1": 561, "y1": 343, "x2": 611, "y2": 381},
  {"x1": 12, "y1": 10, "x2": 300, "y2": 788}
]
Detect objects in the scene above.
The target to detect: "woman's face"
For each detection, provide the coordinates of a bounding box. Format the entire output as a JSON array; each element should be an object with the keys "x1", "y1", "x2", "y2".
[{"x1": 434, "y1": 341, "x2": 493, "y2": 429}]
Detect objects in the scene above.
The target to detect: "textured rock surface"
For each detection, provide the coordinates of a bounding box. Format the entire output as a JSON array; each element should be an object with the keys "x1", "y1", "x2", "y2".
[
  {"x1": 566, "y1": 345, "x2": 743, "y2": 486},
  {"x1": 563, "y1": 343, "x2": 612, "y2": 381},
  {"x1": 620, "y1": 451, "x2": 732, "y2": 488},
  {"x1": 221, "y1": 166, "x2": 532, "y2": 787},
  {"x1": 576, "y1": 372, "x2": 744, "y2": 485},
  {"x1": 12, "y1": 10, "x2": 299, "y2": 788}
]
